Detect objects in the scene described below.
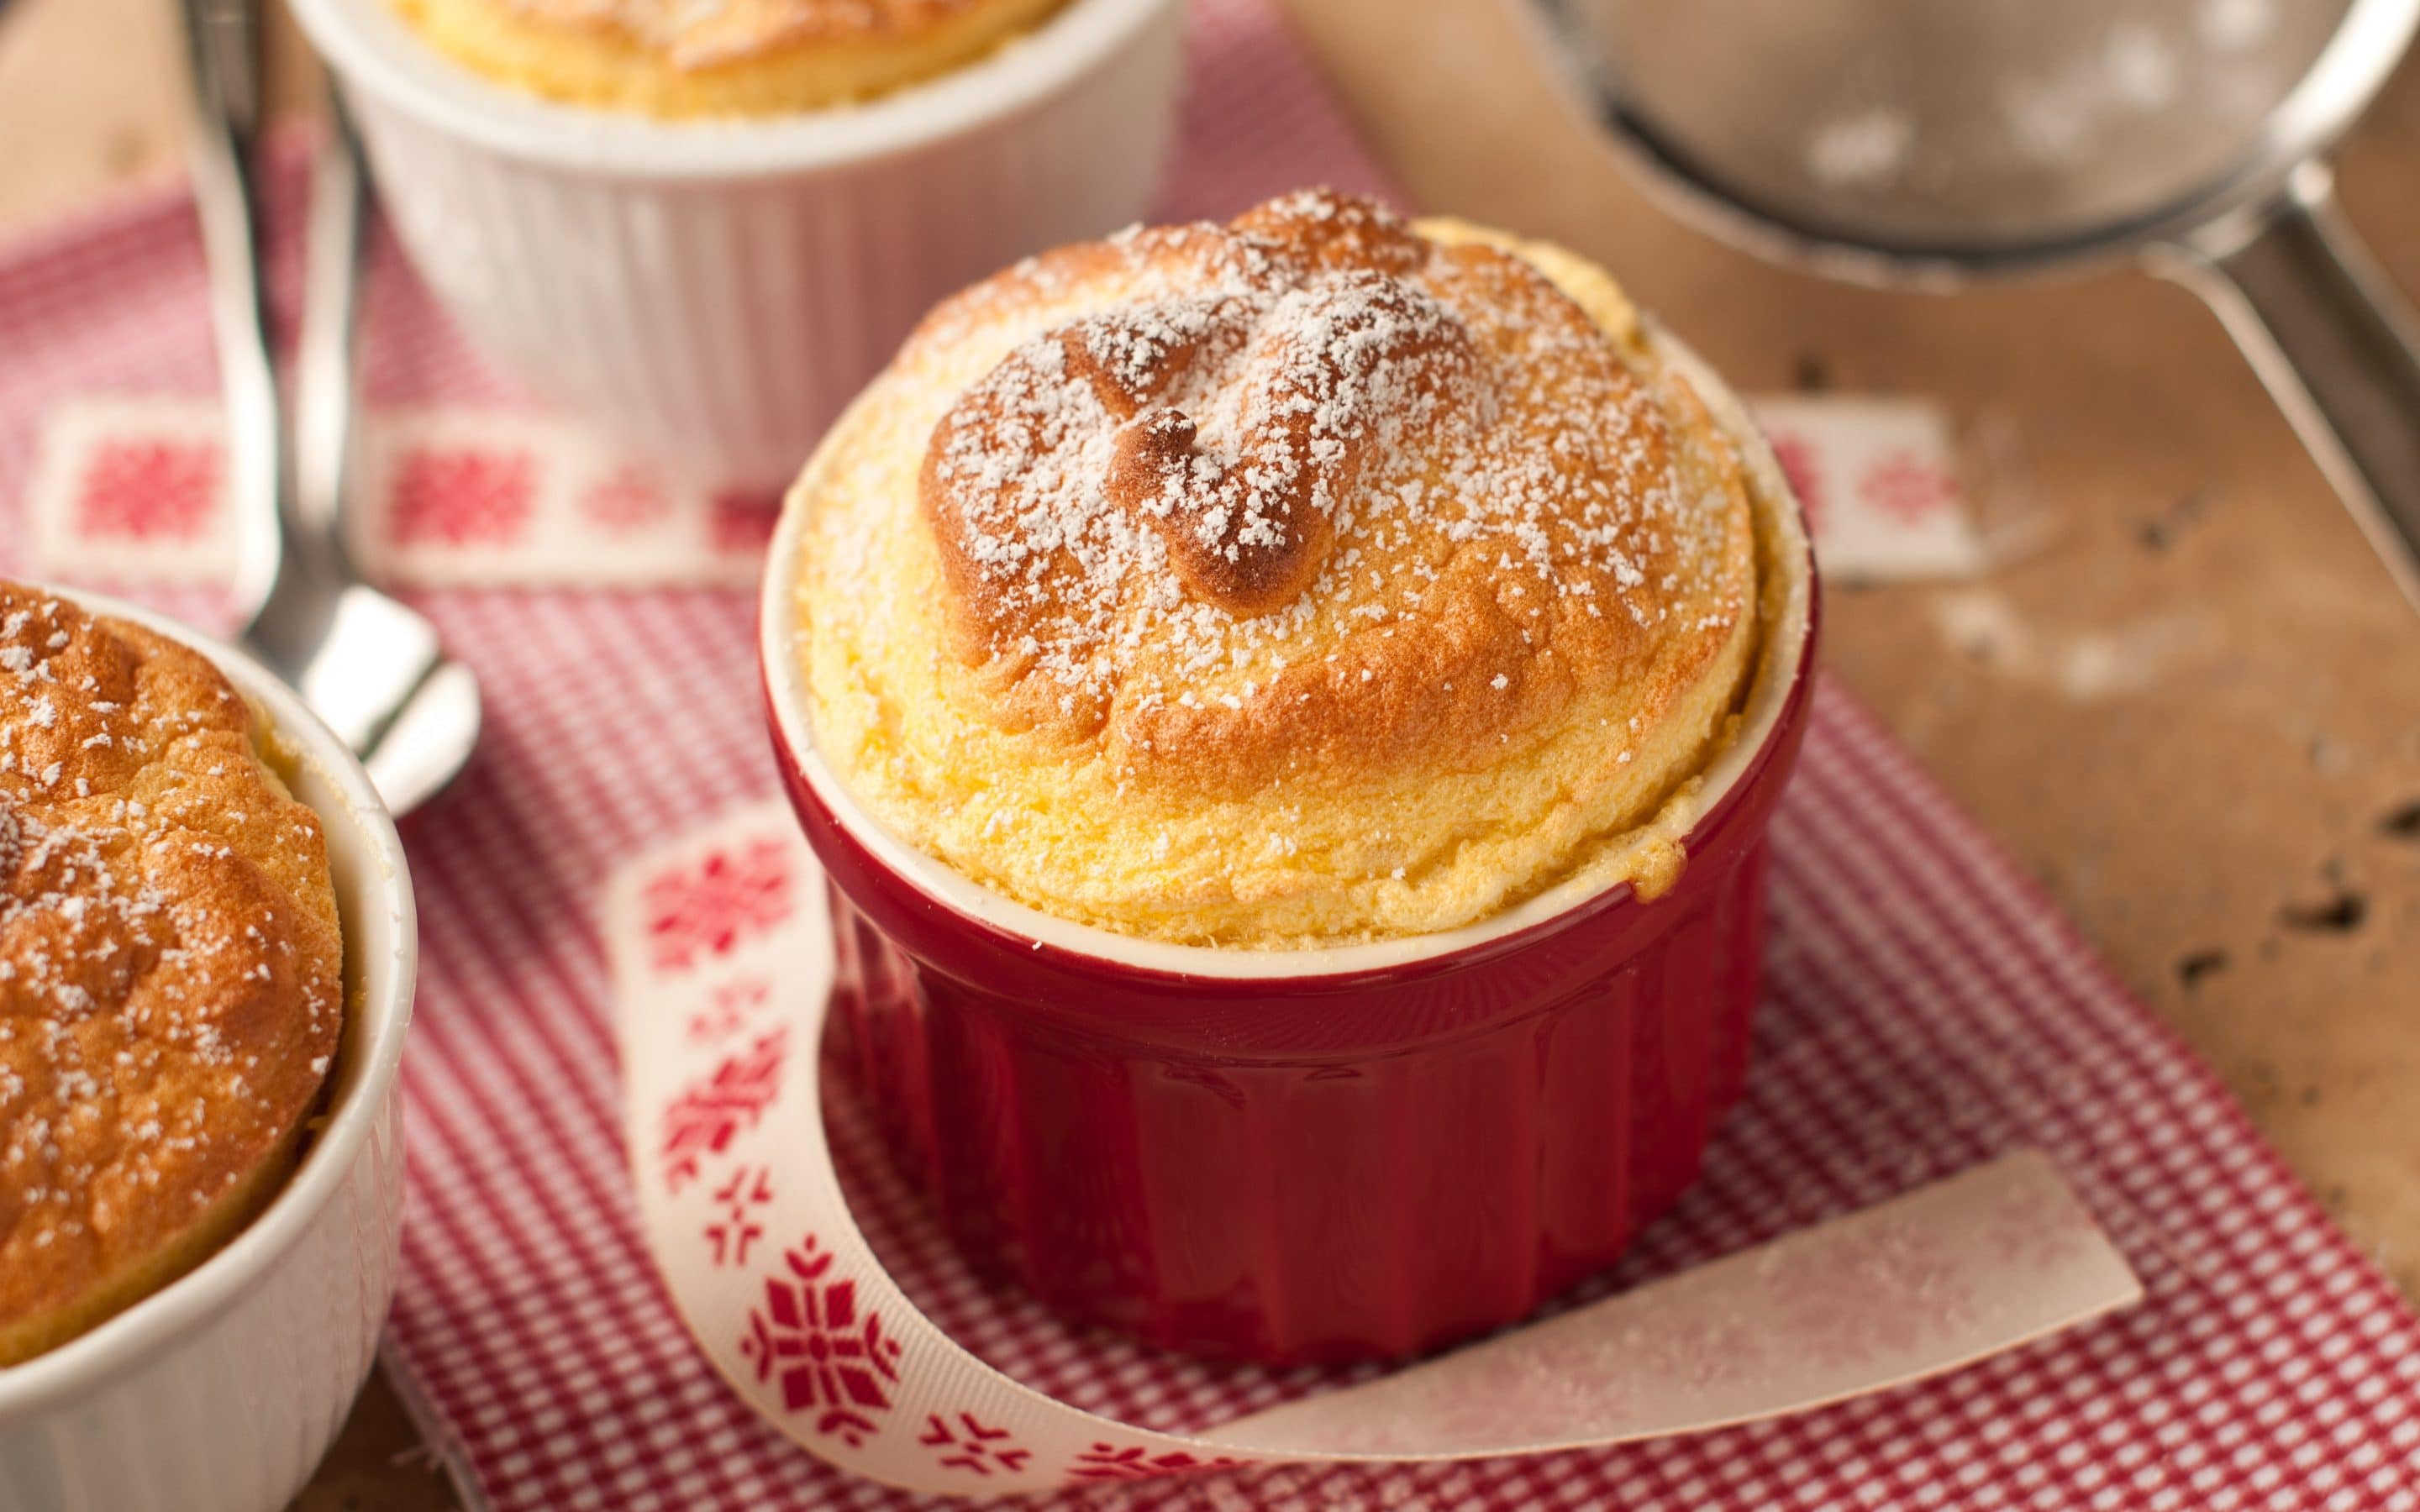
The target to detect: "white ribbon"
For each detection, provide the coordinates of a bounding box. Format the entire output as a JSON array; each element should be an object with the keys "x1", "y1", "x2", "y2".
[
  {"x1": 612, "y1": 803, "x2": 2140, "y2": 1499},
  {"x1": 30, "y1": 396, "x2": 1979, "y2": 596}
]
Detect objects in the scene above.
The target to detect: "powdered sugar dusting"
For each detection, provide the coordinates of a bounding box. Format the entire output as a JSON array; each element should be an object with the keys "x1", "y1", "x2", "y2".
[{"x1": 908, "y1": 192, "x2": 1748, "y2": 743}]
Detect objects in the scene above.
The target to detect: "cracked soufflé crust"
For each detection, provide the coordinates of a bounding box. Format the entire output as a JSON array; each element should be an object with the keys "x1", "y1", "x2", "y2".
[
  {"x1": 795, "y1": 191, "x2": 1767, "y2": 948},
  {"x1": 0, "y1": 586, "x2": 343, "y2": 1366}
]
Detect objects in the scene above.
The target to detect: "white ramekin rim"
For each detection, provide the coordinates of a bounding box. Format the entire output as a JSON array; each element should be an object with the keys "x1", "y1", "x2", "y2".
[
  {"x1": 0, "y1": 588, "x2": 417, "y2": 1413},
  {"x1": 287, "y1": 0, "x2": 1181, "y2": 179},
  {"x1": 760, "y1": 326, "x2": 1817, "y2": 980}
]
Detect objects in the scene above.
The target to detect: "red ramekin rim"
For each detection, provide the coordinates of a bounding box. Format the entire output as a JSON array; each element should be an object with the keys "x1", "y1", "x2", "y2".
[{"x1": 759, "y1": 324, "x2": 1818, "y2": 987}]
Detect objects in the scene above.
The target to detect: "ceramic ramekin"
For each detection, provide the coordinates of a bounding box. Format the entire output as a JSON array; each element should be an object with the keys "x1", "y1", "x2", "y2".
[
  {"x1": 0, "y1": 592, "x2": 416, "y2": 1512},
  {"x1": 287, "y1": 0, "x2": 1186, "y2": 492},
  {"x1": 760, "y1": 336, "x2": 1816, "y2": 1364}
]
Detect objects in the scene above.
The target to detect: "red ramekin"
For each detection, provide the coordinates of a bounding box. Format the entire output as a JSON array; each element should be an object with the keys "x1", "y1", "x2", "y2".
[{"x1": 761, "y1": 335, "x2": 1818, "y2": 1364}]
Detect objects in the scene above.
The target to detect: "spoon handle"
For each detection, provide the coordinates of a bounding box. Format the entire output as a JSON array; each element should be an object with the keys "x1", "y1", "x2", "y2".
[
  {"x1": 176, "y1": 0, "x2": 287, "y2": 623},
  {"x1": 295, "y1": 92, "x2": 368, "y2": 557},
  {"x1": 2155, "y1": 162, "x2": 2420, "y2": 619}
]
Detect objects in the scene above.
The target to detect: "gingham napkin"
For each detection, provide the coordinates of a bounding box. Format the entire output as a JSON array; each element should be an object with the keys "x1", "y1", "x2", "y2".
[{"x1": 2, "y1": 2, "x2": 2417, "y2": 1508}]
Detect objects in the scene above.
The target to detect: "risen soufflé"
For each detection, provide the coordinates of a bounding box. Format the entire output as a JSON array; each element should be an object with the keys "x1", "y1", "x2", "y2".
[
  {"x1": 793, "y1": 190, "x2": 1775, "y2": 948},
  {"x1": 0, "y1": 585, "x2": 343, "y2": 1365}
]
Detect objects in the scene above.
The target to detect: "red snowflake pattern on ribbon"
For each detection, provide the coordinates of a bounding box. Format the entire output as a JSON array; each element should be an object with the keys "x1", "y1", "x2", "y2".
[
  {"x1": 1765, "y1": 428, "x2": 1824, "y2": 538},
  {"x1": 705, "y1": 1164, "x2": 773, "y2": 1268},
  {"x1": 918, "y1": 1413, "x2": 1032, "y2": 1476},
  {"x1": 660, "y1": 1026, "x2": 787, "y2": 1194},
  {"x1": 74, "y1": 438, "x2": 220, "y2": 542},
  {"x1": 1068, "y1": 1443, "x2": 1242, "y2": 1482},
  {"x1": 1857, "y1": 449, "x2": 1957, "y2": 525},
  {"x1": 577, "y1": 463, "x2": 672, "y2": 534},
  {"x1": 740, "y1": 1235, "x2": 903, "y2": 1448},
  {"x1": 644, "y1": 837, "x2": 793, "y2": 973},
  {"x1": 708, "y1": 488, "x2": 781, "y2": 555},
  {"x1": 686, "y1": 976, "x2": 771, "y2": 1045},
  {"x1": 390, "y1": 445, "x2": 536, "y2": 546}
]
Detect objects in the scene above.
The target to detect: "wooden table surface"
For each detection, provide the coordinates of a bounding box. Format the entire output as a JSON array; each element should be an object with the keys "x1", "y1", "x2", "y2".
[{"x1": 5, "y1": 0, "x2": 2418, "y2": 1505}]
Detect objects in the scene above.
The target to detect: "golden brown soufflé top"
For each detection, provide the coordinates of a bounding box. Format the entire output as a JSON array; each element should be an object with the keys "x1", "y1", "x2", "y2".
[
  {"x1": 795, "y1": 190, "x2": 1770, "y2": 948},
  {"x1": 0, "y1": 585, "x2": 343, "y2": 1365},
  {"x1": 394, "y1": 0, "x2": 1074, "y2": 116},
  {"x1": 497, "y1": 0, "x2": 1036, "y2": 66}
]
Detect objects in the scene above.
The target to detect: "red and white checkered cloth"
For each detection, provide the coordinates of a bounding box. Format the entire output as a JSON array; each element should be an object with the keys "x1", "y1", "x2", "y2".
[{"x1": 4, "y1": 3, "x2": 2419, "y2": 1507}]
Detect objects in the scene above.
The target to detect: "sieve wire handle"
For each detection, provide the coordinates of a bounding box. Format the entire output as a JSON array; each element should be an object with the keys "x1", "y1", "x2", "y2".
[{"x1": 2155, "y1": 161, "x2": 2420, "y2": 618}]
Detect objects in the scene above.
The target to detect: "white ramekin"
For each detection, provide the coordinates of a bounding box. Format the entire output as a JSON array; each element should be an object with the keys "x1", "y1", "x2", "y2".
[
  {"x1": 0, "y1": 592, "x2": 416, "y2": 1512},
  {"x1": 287, "y1": 0, "x2": 1187, "y2": 491}
]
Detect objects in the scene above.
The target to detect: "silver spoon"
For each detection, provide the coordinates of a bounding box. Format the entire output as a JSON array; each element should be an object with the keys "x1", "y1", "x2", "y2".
[{"x1": 180, "y1": 0, "x2": 481, "y2": 816}]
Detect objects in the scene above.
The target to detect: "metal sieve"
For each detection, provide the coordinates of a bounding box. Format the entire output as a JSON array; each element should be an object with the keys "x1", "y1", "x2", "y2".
[{"x1": 1525, "y1": 0, "x2": 2420, "y2": 612}]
